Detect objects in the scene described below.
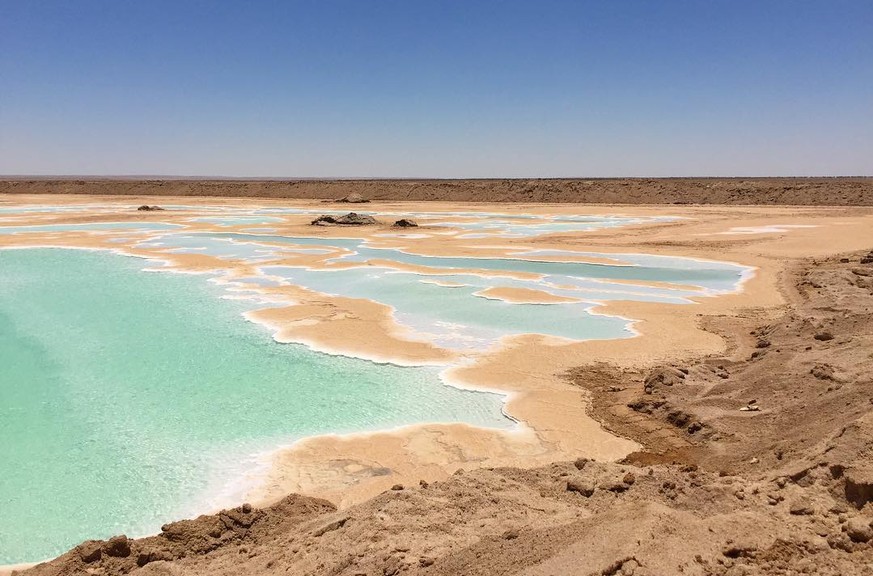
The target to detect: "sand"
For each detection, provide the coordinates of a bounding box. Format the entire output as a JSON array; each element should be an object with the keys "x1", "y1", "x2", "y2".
[
  {"x1": 472, "y1": 287, "x2": 583, "y2": 304},
  {"x1": 3, "y1": 189, "x2": 873, "y2": 574}
]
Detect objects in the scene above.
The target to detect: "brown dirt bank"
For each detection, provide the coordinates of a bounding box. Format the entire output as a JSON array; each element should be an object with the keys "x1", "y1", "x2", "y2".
[
  {"x1": 16, "y1": 251, "x2": 873, "y2": 575},
  {"x1": 2, "y1": 177, "x2": 873, "y2": 205}
]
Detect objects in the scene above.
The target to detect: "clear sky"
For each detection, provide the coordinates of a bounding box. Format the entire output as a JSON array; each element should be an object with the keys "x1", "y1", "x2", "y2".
[{"x1": 1, "y1": 1, "x2": 871, "y2": 177}]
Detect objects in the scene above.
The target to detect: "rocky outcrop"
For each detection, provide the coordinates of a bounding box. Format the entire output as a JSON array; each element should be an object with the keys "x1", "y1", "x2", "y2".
[
  {"x1": 311, "y1": 212, "x2": 379, "y2": 226},
  {"x1": 23, "y1": 460, "x2": 873, "y2": 576},
  {"x1": 336, "y1": 192, "x2": 369, "y2": 203},
  {"x1": 392, "y1": 219, "x2": 418, "y2": 228},
  {"x1": 24, "y1": 495, "x2": 334, "y2": 575},
  {"x1": 136, "y1": 205, "x2": 164, "y2": 211},
  {"x1": 642, "y1": 366, "x2": 686, "y2": 394}
]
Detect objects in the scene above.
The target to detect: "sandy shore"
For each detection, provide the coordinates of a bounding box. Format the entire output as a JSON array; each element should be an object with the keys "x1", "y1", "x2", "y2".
[{"x1": 3, "y1": 193, "x2": 873, "y2": 528}]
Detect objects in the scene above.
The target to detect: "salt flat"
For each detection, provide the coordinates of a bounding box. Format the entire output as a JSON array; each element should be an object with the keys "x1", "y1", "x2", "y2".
[{"x1": 2, "y1": 193, "x2": 873, "y2": 570}]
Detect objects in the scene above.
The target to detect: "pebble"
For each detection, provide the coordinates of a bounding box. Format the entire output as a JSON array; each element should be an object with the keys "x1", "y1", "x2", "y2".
[
  {"x1": 846, "y1": 517, "x2": 873, "y2": 543},
  {"x1": 566, "y1": 479, "x2": 595, "y2": 497},
  {"x1": 789, "y1": 500, "x2": 815, "y2": 516}
]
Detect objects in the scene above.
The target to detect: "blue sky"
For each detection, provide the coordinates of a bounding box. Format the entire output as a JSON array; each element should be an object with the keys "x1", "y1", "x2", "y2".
[{"x1": 1, "y1": 1, "x2": 870, "y2": 177}]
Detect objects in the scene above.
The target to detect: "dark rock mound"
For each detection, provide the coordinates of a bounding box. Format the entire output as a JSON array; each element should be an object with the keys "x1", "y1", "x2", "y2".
[
  {"x1": 393, "y1": 219, "x2": 418, "y2": 228},
  {"x1": 336, "y1": 192, "x2": 369, "y2": 203},
  {"x1": 311, "y1": 212, "x2": 378, "y2": 226},
  {"x1": 810, "y1": 363, "x2": 837, "y2": 381},
  {"x1": 136, "y1": 205, "x2": 164, "y2": 211},
  {"x1": 311, "y1": 215, "x2": 337, "y2": 226},
  {"x1": 76, "y1": 541, "x2": 102, "y2": 563},
  {"x1": 643, "y1": 366, "x2": 686, "y2": 393},
  {"x1": 102, "y1": 535, "x2": 131, "y2": 558}
]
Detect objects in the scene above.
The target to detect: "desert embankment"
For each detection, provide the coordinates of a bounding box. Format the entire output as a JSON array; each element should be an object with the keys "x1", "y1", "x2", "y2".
[{"x1": 3, "y1": 177, "x2": 873, "y2": 205}]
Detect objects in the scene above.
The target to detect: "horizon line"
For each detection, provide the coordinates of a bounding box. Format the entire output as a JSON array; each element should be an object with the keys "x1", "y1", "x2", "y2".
[{"x1": 2, "y1": 174, "x2": 872, "y2": 181}]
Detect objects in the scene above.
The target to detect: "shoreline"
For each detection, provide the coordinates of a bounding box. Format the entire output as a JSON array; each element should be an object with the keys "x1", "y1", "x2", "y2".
[
  {"x1": 4, "y1": 195, "x2": 873, "y2": 570},
  {"x1": 18, "y1": 247, "x2": 873, "y2": 575}
]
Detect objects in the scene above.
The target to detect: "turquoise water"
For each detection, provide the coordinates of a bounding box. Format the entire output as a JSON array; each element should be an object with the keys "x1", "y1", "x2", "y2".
[
  {"x1": 0, "y1": 222, "x2": 182, "y2": 234},
  {"x1": 262, "y1": 265, "x2": 631, "y2": 348},
  {"x1": 0, "y1": 203, "x2": 675, "y2": 238},
  {"x1": 251, "y1": 208, "x2": 673, "y2": 237},
  {"x1": 190, "y1": 216, "x2": 286, "y2": 226},
  {"x1": 136, "y1": 234, "x2": 331, "y2": 262},
  {"x1": 0, "y1": 211, "x2": 751, "y2": 564},
  {"x1": 0, "y1": 205, "x2": 118, "y2": 214},
  {"x1": 431, "y1": 217, "x2": 668, "y2": 237},
  {"x1": 128, "y1": 231, "x2": 749, "y2": 348},
  {"x1": 158, "y1": 205, "x2": 674, "y2": 237},
  {"x1": 255, "y1": 256, "x2": 745, "y2": 349},
  {"x1": 0, "y1": 249, "x2": 512, "y2": 564},
  {"x1": 206, "y1": 232, "x2": 745, "y2": 292}
]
